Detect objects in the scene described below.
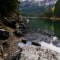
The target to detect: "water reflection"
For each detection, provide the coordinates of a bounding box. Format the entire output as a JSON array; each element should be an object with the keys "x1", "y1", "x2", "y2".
[
  {"x1": 54, "y1": 20, "x2": 60, "y2": 38},
  {"x1": 28, "y1": 18, "x2": 54, "y2": 34},
  {"x1": 28, "y1": 18, "x2": 60, "y2": 38}
]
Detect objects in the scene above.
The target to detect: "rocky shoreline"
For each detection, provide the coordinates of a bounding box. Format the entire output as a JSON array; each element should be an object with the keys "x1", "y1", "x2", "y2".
[
  {"x1": 6, "y1": 32, "x2": 60, "y2": 60},
  {"x1": 7, "y1": 42, "x2": 60, "y2": 60},
  {"x1": 19, "y1": 46, "x2": 60, "y2": 60},
  {"x1": 0, "y1": 16, "x2": 60, "y2": 60},
  {"x1": 0, "y1": 31, "x2": 60, "y2": 60}
]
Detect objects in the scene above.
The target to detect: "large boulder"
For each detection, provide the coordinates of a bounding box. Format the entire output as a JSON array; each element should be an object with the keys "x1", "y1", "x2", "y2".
[{"x1": 0, "y1": 29, "x2": 9, "y2": 40}]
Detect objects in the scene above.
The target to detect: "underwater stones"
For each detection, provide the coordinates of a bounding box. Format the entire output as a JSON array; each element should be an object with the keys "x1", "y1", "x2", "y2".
[
  {"x1": 43, "y1": 39, "x2": 51, "y2": 44},
  {"x1": 52, "y1": 40, "x2": 60, "y2": 47}
]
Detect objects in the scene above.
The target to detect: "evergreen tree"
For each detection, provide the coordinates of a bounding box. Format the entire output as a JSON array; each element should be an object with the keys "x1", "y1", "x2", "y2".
[
  {"x1": 54, "y1": 0, "x2": 60, "y2": 17},
  {"x1": 0, "y1": 0, "x2": 19, "y2": 17}
]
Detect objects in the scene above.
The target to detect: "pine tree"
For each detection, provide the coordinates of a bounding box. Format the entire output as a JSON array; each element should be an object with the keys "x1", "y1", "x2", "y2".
[
  {"x1": 0, "y1": 0, "x2": 19, "y2": 17},
  {"x1": 54, "y1": 0, "x2": 60, "y2": 17}
]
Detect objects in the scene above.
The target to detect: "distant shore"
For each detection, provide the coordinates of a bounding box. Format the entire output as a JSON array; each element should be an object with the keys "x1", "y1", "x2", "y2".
[
  {"x1": 23, "y1": 16, "x2": 60, "y2": 21},
  {"x1": 41, "y1": 17, "x2": 60, "y2": 21}
]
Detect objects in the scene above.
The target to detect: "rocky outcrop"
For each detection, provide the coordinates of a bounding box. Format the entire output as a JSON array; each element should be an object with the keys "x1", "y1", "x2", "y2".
[
  {"x1": 5, "y1": 43, "x2": 60, "y2": 60},
  {"x1": 20, "y1": 46, "x2": 60, "y2": 60},
  {"x1": 1, "y1": 16, "x2": 29, "y2": 37},
  {"x1": 13, "y1": 29, "x2": 23, "y2": 37},
  {"x1": 1, "y1": 18, "x2": 17, "y2": 29}
]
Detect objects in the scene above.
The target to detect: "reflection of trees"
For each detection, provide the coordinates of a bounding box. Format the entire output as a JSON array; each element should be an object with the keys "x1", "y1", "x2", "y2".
[
  {"x1": 52, "y1": 0, "x2": 60, "y2": 38},
  {"x1": 54, "y1": 21, "x2": 60, "y2": 38}
]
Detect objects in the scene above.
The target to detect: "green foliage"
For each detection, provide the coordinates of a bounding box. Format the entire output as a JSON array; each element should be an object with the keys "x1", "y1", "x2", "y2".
[
  {"x1": 54, "y1": 0, "x2": 60, "y2": 17},
  {"x1": 45, "y1": 10, "x2": 53, "y2": 17},
  {"x1": 0, "y1": 0, "x2": 19, "y2": 17}
]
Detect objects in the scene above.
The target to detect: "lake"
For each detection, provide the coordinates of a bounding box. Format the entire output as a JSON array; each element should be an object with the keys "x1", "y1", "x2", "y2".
[{"x1": 27, "y1": 18, "x2": 60, "y2": 38}]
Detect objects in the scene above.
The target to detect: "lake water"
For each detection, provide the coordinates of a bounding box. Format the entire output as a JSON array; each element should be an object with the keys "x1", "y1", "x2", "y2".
[
  {"x1": 18, "y1": 18, "x2": 60, "y2": 53},
  {"x1": 27, "y1": 18, "x2": 60, "y2": 38},
  {"x1": 28, "y1": 18, "x2": 54, "y2": 35}
]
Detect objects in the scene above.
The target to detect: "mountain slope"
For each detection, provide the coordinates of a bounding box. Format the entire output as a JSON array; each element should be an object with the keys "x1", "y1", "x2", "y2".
[{"x1": 19, "y1": 0, "x2": 57, "y2": 15}]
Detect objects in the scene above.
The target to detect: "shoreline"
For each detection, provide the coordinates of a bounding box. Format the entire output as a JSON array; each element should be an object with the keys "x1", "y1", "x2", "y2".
[
  {"x1": 40, "y1": 17, "x2": 60, "y2": 21},
  {"x1": 24, "y1": 16, "x2": 60, "y2": 21}
]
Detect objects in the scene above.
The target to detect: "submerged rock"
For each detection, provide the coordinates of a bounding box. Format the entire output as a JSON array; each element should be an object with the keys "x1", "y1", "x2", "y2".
[{"x1": 52, "y1": 40, "x2": 60, "y2": 47}]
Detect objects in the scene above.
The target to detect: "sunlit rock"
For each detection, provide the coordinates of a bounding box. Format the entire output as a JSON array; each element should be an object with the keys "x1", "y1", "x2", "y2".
[
  {"x1": 26, "y1": 19, "x2": 29, "y2": 23},
  {"x1": 53, "y1": 36, "x2": 58, "y2": 41}
]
